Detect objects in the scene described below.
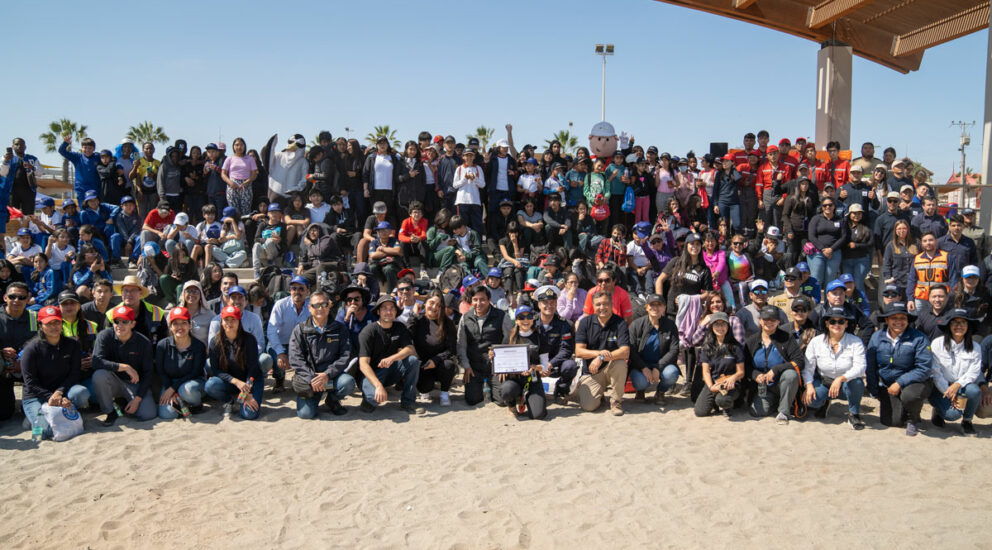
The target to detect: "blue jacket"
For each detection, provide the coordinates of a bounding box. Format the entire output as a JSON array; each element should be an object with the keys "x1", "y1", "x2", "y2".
[
  {"x1": 78, "y1": 237, "x2": 109, "y2": 262},
  {"x1": 30, "y1": 267, "x2": 56, "y2": 305},
  {"x1": 111, "y1": 206, "x2": 141, "y2": 240},
  {"x1": 866, "y1": 326, "x2": 932, "y2": 394},
  {"x1": 58, "y1": 142, "x2": 100, "y2": 197},
  {"x1": 80, "y1": 203, "x2": 116, "y2": 236},
  {"x1": 711, "y1": 168, "x2": 741, "y2": 206},
  {"x1": 0, "y1": 153, "x2": 40, "y2": 199}
]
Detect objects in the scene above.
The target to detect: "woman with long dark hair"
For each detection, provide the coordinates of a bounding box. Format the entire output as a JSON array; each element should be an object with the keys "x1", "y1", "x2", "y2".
[
  {"x1": 159, "y1": 242, "x2": 197, "y2": 306},
  {"x1": 693, "y1": 312, "x2": 745, "y2": 417},
  {"x1": 221, "y1": 137, "x2": 257, "y2": 217},
  {"x1": 498, "y1": 221, "x2": 530, "y2": 294},
  {"x1": 782, "y1": 176, "x2": 817, "y2": 257},
  {"x1": 881, "y1": 219, "x2": 917, "y2": 296},
  {"x1": 396, "y1": 140, "x2": 424, "y2": 221},
  {"x1": 655, "y1": 233, "x2": 711, "y2": 316},
  {"x1": 496, "y1": 305, "x2": 548, "y2": 419},
  {"x1": 408, "y1": 292, "x2": 457, "y2": 407},
  {"x1": 928, "y1": 308, "x2": 983, "y2": 435},
  {"x1": 841, "y1": 204, "x2": 873, "y2": 300},
  {"x1": 248, "y1": 149, "x2": 268, "y2": 212},
  {"x1": 199, "y1": 262, "x2": 224, "y2": 304},
  {"x1": 363, "y1": 137, "x2": 402, "y2": 219},
  {"x1": 205, "y1": 305, "x2": 263, "y2": 419},
  {"x1": 344, "y1": 139, "x2": 366, "y2": 226}
]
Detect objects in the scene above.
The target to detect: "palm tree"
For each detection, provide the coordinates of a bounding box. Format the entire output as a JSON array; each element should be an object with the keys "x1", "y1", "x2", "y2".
[
  {"x1": 466, "y1": 126, "x2": 494, "y2": 152},
  {"x1": 39, "y1": 118, "x2": 88, "y2": 183},
  {"x1": 364, "y1": 125, "x2": 400, "y2": 149},
  {"x1": 545, "y1": 130, "x2": 578, "y2": 155},
  {"x1": 126, "y1": 121, "x2": 169, "y2": 145}
]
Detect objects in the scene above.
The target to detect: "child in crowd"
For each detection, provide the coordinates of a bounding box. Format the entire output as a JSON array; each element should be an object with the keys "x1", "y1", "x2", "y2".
[
  {"x1": 44, "y1": 229, "x2": 75, "y2": 283},
  {"x1": 110, "y1": 196, "x2": 141, "y2": 267},
  {"x1": 27, "y1": 253, "x2": 56, "y2": 310}
]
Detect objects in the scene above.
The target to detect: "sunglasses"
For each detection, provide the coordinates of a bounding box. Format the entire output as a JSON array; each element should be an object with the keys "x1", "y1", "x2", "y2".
[
  {"x1": 310, "y1": 302, "x2": 330, "y2": 309},
  {"x1": 597, "y1": 278, "x2": 612, "y2": 284},
  {"x1": 6, "y1": 294, "x2": 28, "y2": 301},
  {"x1": 826, "y1": 319, "x2": 848, "y2": 326},
  {"x1": 517, "y1": 314, "x2": 534, "y2": 320},
  {"x1": 883, "y1": 293, "x2": 900, "y2": 298},
  {"x1": 752, "y1": 289, "x2": 768, "y2": 295},
  {"x1": 792, "y1": 308, "x2": 809, "y2": 314},
  {"x1": 345, "y1": 296, "x2": 363, "y2": 303},
  {"x1": 397, "y1": 287, "x2": 413, "y2": 292},
  {"x1": 731, "y1": 241, "x2": 745, "y2": 246},
  {"x1": 113, "y1": 319, "x2": 133, "y2": 325},
  {"x1": 886, "y1": 198, "x2": 898, "y2": 203},
  {"x1": 784, "y1": 276, "x2": 798, "y2": 281},
  {"x1": 822, "y1": 203, "x2": 835, "y2": 208}
]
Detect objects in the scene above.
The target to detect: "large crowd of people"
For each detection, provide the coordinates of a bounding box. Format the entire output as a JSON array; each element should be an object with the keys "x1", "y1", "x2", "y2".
[{"x1": 2, "y1": 125, "x2": 992, "y2": 441}]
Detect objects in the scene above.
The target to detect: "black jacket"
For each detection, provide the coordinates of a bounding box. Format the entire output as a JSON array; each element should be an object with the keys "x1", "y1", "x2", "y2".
[
  {"x1": 288, "y1": 318, "x2": 352, "y2": 384},
  {"x1": 299, "y1": 223, "x2": 343, "y2": 269},
  {"x1": 628, "y1": 315, "x2": 680, "y2": 372},
  {"x1": 407, "y1": 314, "x2": 457, "y2": 369},
  {"x1": 744, "y1": 328, "x2": 804, "y2": 380},
  {"x1": 20, "y1": 336, "x2": 81, "y2": 402},
  {"x1": 92, "y1": 328, "x2": 155, "y2": 398},
  {"x1": 155, "y1": 336, "x2": 207, "y2": 391},
  {"x1": 396, "y1": 156, "x2": 426, "y2": 208},
  {"x1": 537, "y1": 314, "x2": 575, "y2": 372},
  {"x1": 311, "y1": 156, "x2": 339, "y2": 198}
]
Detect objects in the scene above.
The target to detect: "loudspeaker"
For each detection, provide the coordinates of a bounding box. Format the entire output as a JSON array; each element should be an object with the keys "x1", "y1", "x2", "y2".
[{"x1": 710, "y1": 142, "x2": 728, "y2": 157}]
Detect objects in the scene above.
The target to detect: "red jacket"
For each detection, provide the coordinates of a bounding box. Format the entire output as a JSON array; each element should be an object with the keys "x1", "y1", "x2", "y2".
[
  {"x1": 756, "y1": 160, "x2": 788, "y2": 202},
  {"x1": 823, "y1": 160, "x2": 850, "y2": 189},
  {"x1": 397, "y1": 217, "x2": 428, "y2": 243}
]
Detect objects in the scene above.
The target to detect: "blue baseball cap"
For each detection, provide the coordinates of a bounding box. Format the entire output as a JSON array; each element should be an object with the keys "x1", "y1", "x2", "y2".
[
  {"x1": 267, "y1": 203, "x2": 281, "y2": 212},
  {"x1": 206, "y1": 226, "x2": 221, "y2": 239},
  {"x1": 796, "y1": 262, "x2": 810, "y2": 273},
  {"x1": 41, "y1": 197, "x2": 56, "y2": 207},
  {"x1": 120, "y1": 195, "x2": 135, "y2": 206},
  {"x1": 633, "y1": 221, "x2": 652, "y2": 237},
  {"x1": 290, "y1": 275, "x2": 309, "y2": 287},
  {"x1": 838, "y1": 273, "x2": 854, "y2": 284},
  {"x1": 462, "y1": 275, "x2": 479, "y2": 288},
  {"x1": 83, "y1": 190, "x2": 99, "y2": 202},
  {"x1": 142, "y1": 242, "x2": 160, "y2": 257},
  {"x1": 515, "y1": 305, "x2": 534, "y2": 317},
  {"x1": 227, "y1": 285, "x2": 247, "y2": 297},
  {"x1": 62, "y1": 199, "x2": 76, "y2": 208},
  {"x1": 375, "y1": 221, "x2": 392, "y2": 231},
  {"x1": 525, "y1": 157, "x2": 539, "y2": 165},
  {"x1": 16, "y1": 228, "x2": 31, "y2": 236},
  {"x1": 487, "y1": 267, "x2": 502, "y2": 278},
  {"x1": 222, "y1": 206, "x2": 237, "y2": 218},
  {"x1": 205, "y1": 143, "x2": 218, "y2": 151},
  {"x1": 826, "y1": 279, "x2": 846, "y2": 292}
]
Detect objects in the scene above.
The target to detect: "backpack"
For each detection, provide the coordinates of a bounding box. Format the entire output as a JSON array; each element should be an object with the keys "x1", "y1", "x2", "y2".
[
  {"x1": 260, "y1": 265, "x2": 291, "y2": 299},
  {"x1": 440, "y1": 265, "x2": 468, "y2": 294}
]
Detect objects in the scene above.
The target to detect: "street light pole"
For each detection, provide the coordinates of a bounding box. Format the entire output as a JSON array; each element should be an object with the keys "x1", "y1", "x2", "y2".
[{"x1": 595, "y1": 44, "x2": 614, "y2": 121}]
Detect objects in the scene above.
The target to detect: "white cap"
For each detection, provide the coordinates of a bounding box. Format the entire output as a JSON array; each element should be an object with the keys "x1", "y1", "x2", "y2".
[
  {"x1": 590, "y1": 121, "x2": 616, "y2": 137},
  {"x1": 750, "y1": 279, "x2": 769, "y2": 291},
  {"x1": 963, "y1": 265, "x2": 981, "y2": 278},
  {"x1": 848, "y1": 203, "x2": 864, "y2": 213},
  {"x1": 174, "y1": 212, "x2": 189, "y2": 225},
  {"x1": 849, "y1": 164, "x2": 864, "y2": 172},
  {"x1": 494, "y1": 139, "x2": 509, "y2": 148}
]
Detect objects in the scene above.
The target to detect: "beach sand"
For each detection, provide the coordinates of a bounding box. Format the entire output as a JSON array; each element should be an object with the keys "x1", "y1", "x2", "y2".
[{"x1": 2, "y1": 383, "x2": 992, "y2": 549}]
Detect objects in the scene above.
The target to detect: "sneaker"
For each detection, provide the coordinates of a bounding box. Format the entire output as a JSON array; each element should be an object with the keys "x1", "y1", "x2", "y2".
[
  {"x1": 962, "y1": 420, "x2": 977, "y2": 436},
  {"x1": 610, "y1": 399, "x2": 624, "y2": 416},
  {"x1": 930, "y1": 410, "x2": 945, "y2": 428},
  {"x1": 222, "y1": 403, "x2": 234, "y2": 419},
  {"x1": 418, "y1": 393, "x2": 431, "y2": 402},
  {"x1": 905, "y1": 421, "x2": 919, "y2": 437},
  {"x1": 272, "y1": 379, "x2": 285, "y2": 393},
  {"x1": 128, "y1": 261, "x2": 138, "y2": 269},
  {"x1": 775, "y1": 412, "x2": 789, "y2": 425},
  {"x1": 359, "y1": 400, "x2": 376, "y2": 414},
  {"x1": 653, "y1": 390, "x2": 666, "y2": 405},
  {"x1": 325, "y1": 398, "x2": 347, "y2": 416},
  {"x1": 439, "y1": 392, "x2": 451, "y2": 407},
  {"x1": 400, "y1": 403, "x2": 425, "y2": 414},
  {"x1": 635, "y1": 390, "x2": 646, "y2": 401},
  {"x1": 814, "y1": 399, "x2": 830, "y2": 419},
  {"x1": 847, "y1": 414, "x2": 865, "y2": 431},
  {"x1": 101, "y1": 411, "x2": 119, "y2": 427}
]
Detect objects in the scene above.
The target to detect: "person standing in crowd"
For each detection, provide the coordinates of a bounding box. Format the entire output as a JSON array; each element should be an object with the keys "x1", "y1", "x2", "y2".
[
  {"x1": 866, "y1": 302, "x2": 932, "y2": 436},
  {"x1": 486, "y1": 139, "x2": 517, "y2": 235},
  {"x1": 745, "y1": 306, "x2": 802, "y2": 424},
  {"x1": 357, "y1": 296, "x2": 421, "y2": 414},
  {"x1": 58, "y1": 135, "x2": 101, "y2": 204},
  {"x1": 156, "y1": 146, "x2": 184, "y2": 213},
  {"x1": 938, "y1": 214, "x2": 978, "y2": 271},
  {"x1": 907, "y1": 232, "x2": 956, "y2": 313},
  {"x1": 960, "y1": 208, "x2": 986, "y2": 258},
  {"x1": 452, "y1": 148, "x2": 486, "y2": 235},
  {"x1": 92, "y1": 305, "x2": 156, "y2": 425},
  {"x1": 910, "y1": 197, "x2": 947, "y2": 241},
  {"x1": 206, "y1": 305, "x2": 264, "y2": 420},
  {"x1": 221, "y1": 137, "x2": 258, "y2": 217},
  {"x1": 289, "y1": 290, "x2": 354, "y2": 418},
  {"x1": 802, "y1": 306, "x2": 867, "y2": 429},
  {"x1": 0, "y1": 283, "x2": 38, "y2": 423},
  {"x1": 842, "y1": 204, "x2": 873, "y2": 300},
  {"x1": 130, "y1": 142, "x2": 161, "y2": 220},
  {"x1": 927, "y1": 308, "x2": 982, "y2": 436},
  {"x1": 155, "y1": 307, "x2": 207, "y2": 419},
  {"x1": 408, "y1": 291, "x2": 457, "y2": 407},
  {"x1": 806, "y1": 197, "x2": 847, "y2": 301},
  {"x1": 19, "y1": 306, "x2": 86, "y2": 439},
  {"x1": 363, "y1": 137, "x2": 401, "y2": 217},
  {"x1": 873, "y1": 190, "x2": 911, "y2": 258},
  {"x1": 203, "y1": 143, "x2": 227, "y2": 213},
  {"x1": 1, "y1": 138, "x2": 42, "y2": 221},
  {"x1": 656, "y1": 233, "x2": 712, "y2": 316},
  {"x1": 267, "y1": 276, "x2": 311, "y2": 388},
  {"x1": 628, "y1": 294, "x2": 680, "y2": 404},
  {"x1": 736, "y1": 279, "x2": 789, "y2": 336},
  {"x1": 575, "y1": 290, "x2": 631, "y2": 416}
]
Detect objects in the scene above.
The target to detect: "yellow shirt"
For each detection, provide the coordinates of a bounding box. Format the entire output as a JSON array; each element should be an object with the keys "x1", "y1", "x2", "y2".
[{"x1": 134, "y1": 158, "x2": 161, "y2": 190}]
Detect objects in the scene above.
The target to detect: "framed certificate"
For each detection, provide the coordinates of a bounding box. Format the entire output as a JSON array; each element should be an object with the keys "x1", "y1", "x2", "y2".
[{"x1": 492, "y1": 344, "x2": 530, "y2": 374}]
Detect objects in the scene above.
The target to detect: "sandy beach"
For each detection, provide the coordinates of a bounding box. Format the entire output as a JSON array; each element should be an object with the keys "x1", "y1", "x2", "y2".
[{"x1": 3, "y1": 382, "x2": 992, "y2": 549}]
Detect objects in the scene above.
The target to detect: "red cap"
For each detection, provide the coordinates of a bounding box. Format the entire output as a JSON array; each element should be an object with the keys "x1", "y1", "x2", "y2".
[
  {"x1": 747, "y1": 149, "x2": 762, "y2": 157},
  {"x1": 803, "y1": 142, "x2": 816, "y2": 151},
  {"x1": 433, "y1": 135, "x2": 443, "y2": 144},
  {"x1": 778, "y1": 138, "x2": 791, "y2": 145},
  {"x1": 397, "y1": 268, "x2": 414, "y2": 280},
  {"x1": 766, "y1": 145, "x2": 779, "y2": 153},
  {"x1": 722, "y1": 153, "x2": 734, "y2": 161},
  {"x1": 38, "y1": 306, "x2": 62, "y2": 324},
  {"x1": 168, "y1": 307, "x2": 191, "y2": 323},
  {"x1": 221, "y1": 305, "x2": 242, "y2": 320},
  {"x1": 796, "y1": 137, "x2": 807, "y2": 143},
  {"x1": 112, "y1": 306, "x2": 135, "y2": 321}
]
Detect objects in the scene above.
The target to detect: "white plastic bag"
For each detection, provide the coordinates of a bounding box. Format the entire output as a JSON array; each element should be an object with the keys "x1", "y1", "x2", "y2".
[{"x1": 41, "y1": 404, "x2": 84, "y2": 442}]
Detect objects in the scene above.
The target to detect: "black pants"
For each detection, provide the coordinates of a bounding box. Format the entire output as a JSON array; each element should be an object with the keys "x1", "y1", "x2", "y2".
[
  {"x1": 501, "y1": 376, "x2": 547, "y2": 419},
  {"x1": 0, "y1": 377, "x2": 15, "y2": 421},
  {"x1": 464, "y1": 366, "x2": 501, "y2": 406},
  {"x1": 401, "y1": 240, "x2": 428, "y2": 267},
  {"x1": 417, "y1": 358, "x2": 457, "y2": 393},
  {"x1": 878, "y1": 381, "x2": 931, "y2": 426},
  {"x1": 694, "y1": 385, "x2": 741, "y2": 416},
  {"x1": 10, "y1": 184, "x2": 35, "y2": 215}
]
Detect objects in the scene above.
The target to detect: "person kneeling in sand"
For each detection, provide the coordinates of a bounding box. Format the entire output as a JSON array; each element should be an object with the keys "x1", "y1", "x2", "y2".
[
  {"x1": 493, "y1": 306, "x2": 548, "y2": 420},
  {"x1": 694, "y1": 312, "x2": 745, "y2": 417},
  {"x1": 457, "y1": 285, "x2": 514, "y2": 406},
  {"x1": 92, "y1": 306, "x2": 157, "y2": 425},
  {"x1": 802, "y1": 307, "x2": 867, "y2": 430},
  {"x1": 289, "y1": 290, "x2": 355, "y2": 418},
  {"x1": 357, "y1": 297, "x2": 422, "y2": 414},
  {"x1": 575, "y1": 291, "x2": 630, "y2": 416},
  {"x1": 20, "y1": 306, "x2": 88, "y2": 439}
]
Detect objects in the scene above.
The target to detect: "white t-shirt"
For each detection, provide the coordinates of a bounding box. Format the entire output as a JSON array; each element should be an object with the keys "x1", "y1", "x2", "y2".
[
  {"x1": 518, "y1": 173, "x2": 540, "y2": 194},
  {"x1": 196, "y1": 221, "x2": 223, "y2": 242},
  {"x1": 9, "y1": 243, "x2": 42, "y2": 259},
  {"x1": 374, "y1": 155, "x2": 393, "y2": 191},
  {"x1": 496, "y1": 156, "x2": 509, "y2": 191},
  {"x1": 306, "y1": 202, "x2": 331, "y2": 224},
  {"x1": 626, "y1": 240, "x2": 649, "y2": 267},
  {"x1": 48, "y1": 243, "x2": 75, "y2": 270}
]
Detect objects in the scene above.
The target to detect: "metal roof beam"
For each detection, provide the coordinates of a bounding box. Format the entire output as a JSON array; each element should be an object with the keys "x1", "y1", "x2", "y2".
[
  {"x1": 892, "y1": 3, "x2": 990, "y2": 57},
  {"x1": 807, "y1": 0, "x2": 879, "y2": 29}
]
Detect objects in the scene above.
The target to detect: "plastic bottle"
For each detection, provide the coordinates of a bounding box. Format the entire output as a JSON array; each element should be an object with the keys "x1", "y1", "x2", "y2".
[
  {"x1": 175, "y1": 395, "x2": 191, "y2": 419},
  {"x1": 482, "y1": 378, "x2": 490, "y2": 401},
  {"x1": 113, "y1": 401, "x2": 124, "y2": 417},
  {"x1": 31, "y1": 409, "x2": 43, "y2": 442},
  {"x1": 238, "y1": 377, "x2": 255, "y2": 404}
]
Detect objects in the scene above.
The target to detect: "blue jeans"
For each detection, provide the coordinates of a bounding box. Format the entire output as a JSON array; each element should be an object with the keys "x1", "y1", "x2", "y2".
[
  {"x1": 157, "y1": 379, "x2": 206, "y2": 419},
  {"x1": 929, "y1": 382, "x2": 981, "y2": 421},
  {"x1": 110, "y1": 233, "x2": 141, "y2": 262},
  {"x1": 841, "y1": 256, "x2": 872, "y2": 299},
  {"x1": 360, "y1": 356, "x2": 420, "y2": 408},
  {"x1": 807, "y1": 252, "x2": 841, "y2": 300},
  {"x1": 809, "y1": 377, "x2": 866, "y2": 415},
  {"x1": 629, "y1": 364, "x2": 680, "y2": 393},
  {"x1": 22, "y1": 386, "x2": 89, "y2": 440},
  {"x1": 205, "y1": 376, "x2": 263, "y2": 420},
  {"x1": 296, "y1": 373, "x2": 357, "y2": 419},
  {"x1": 717, "y1": 203, "x2": 741, "y2": 233}
]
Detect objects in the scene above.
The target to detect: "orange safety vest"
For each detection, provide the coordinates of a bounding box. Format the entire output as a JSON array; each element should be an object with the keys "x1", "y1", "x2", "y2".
[{"x1": 912, "y1": 250, "x2": 949, "y2": 300}]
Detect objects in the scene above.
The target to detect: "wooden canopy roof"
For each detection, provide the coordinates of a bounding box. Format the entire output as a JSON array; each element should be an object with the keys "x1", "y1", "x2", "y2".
[{"x1": 654, "y1": 0, "x2": 989, "y2": 73}]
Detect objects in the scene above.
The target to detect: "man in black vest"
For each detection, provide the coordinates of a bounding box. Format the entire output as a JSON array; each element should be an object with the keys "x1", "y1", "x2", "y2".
[{"x1": 457, "y1": 285, "x2": 513, "y2": 406}]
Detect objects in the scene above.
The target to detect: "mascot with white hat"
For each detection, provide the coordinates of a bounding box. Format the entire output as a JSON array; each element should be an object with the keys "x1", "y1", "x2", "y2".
[{"x1": 588, "y1": 121, "x2": 618, "y2": 162}]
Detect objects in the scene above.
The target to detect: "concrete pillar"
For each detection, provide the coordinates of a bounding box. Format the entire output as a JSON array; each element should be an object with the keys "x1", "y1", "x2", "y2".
[
  {"x1": 982, "y1": 6, "x2": 992, "y2": 234},
  {"x1": 815, "y1": 40, "x2": 852, "y2": 150}
]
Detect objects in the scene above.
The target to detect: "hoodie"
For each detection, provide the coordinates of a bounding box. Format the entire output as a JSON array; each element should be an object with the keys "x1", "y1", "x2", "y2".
[{"x1": 300, "y1": 223, "x2": 343, "y2": 269}]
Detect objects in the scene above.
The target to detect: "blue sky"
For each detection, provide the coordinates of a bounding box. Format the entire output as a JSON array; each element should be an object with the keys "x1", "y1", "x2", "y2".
[{"x1": 5, "y1": 0, "x2": 987, "y2": 181}]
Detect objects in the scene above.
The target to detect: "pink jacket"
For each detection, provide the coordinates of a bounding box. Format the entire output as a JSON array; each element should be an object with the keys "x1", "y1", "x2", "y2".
[{"x1": 703, "y1": 249, "x2": 729, "y2": 287}]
